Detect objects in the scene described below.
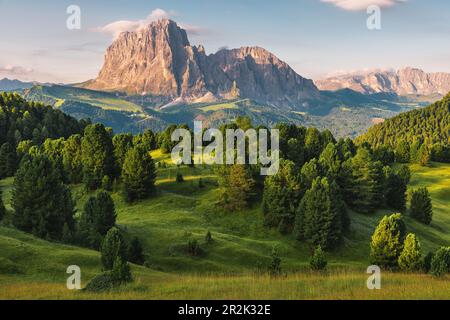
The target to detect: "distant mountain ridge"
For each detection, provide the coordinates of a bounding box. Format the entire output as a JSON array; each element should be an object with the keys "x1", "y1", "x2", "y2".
[
  {"x1": 83, "y1": 19, "x2": 320, "y2": 110},
  {"x1": 316, "y1": 68, "x2": 450, "y2": 96},
  {"x1": 0, "y1": 78, "x2": 35, "y2": 91}
]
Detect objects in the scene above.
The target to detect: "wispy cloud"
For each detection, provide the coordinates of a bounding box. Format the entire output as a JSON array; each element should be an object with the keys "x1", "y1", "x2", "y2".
[
  {"x1": 0, "y1": 65, "x2": 34, "y2": 76},
  {"x1": 92, "y1": 8, "x2": 205, "y2": 39},
  {"x1": 320, "y1": 0, "x2": 407, "y2": 11}
]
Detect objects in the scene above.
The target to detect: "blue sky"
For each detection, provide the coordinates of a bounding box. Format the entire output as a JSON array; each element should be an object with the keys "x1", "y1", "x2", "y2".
[{"x1": 0, "y1": 0, "x2": 449, "y2": 83}]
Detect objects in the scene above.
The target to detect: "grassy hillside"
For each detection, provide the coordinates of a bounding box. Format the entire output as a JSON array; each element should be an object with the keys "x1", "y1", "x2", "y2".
[
  {"x1": 24, "y1": 85, "x2": 143, "y2": 112},
  {"x1": 1, "y1": 154, "x2": 449, "y2": 299},
  {"x1": 17, "y1": 85, "x2": 432, "y2": 138}
]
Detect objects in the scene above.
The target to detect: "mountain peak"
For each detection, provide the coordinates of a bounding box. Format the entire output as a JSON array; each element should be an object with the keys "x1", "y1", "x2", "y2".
[
  {"x1": 316, "y1": 67, "x2": 450, "y2": 96},
  {"x1": 84, "y1": 20, "x2": 319, "y2": 108}
]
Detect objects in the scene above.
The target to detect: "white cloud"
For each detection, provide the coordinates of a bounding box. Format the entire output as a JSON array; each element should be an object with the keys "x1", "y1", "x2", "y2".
[
  {"x1": 92, "y1": 8, "x2": 172, "y2": 39},
  {"x1": 92, "y1": 8, "x2": 205, "y2": 39},
  {"x1": 321, "y1": 0, "x2": 407, "y2": 11},
  {"x1": 0, "y1": 65, "x2": 34, "y2": 76}
]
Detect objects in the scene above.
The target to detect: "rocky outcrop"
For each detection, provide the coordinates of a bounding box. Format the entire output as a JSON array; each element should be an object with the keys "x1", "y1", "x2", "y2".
[
  {"x1": 85, "y1": 19, "x2": 320, "y2": 109},
  {"x1": 316, "y1": 68, "x2": 450, "y2": 96}
]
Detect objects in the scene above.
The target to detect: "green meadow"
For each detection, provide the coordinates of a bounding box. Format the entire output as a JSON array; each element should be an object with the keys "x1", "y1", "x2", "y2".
[{"x1": 0, "y1": 157, "x2": 449, "y2": 300}]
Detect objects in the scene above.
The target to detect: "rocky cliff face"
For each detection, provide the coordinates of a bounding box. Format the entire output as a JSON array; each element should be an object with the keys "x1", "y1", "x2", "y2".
[
  {"x1": 86, "y1": 19, "x2": 320, "y2": 109},
  {"x1": 316, "y1": 68, "x2": 450, "y2": 96}
]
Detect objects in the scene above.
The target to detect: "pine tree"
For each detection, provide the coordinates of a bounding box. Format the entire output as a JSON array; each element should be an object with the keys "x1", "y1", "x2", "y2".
[
  {"x1": 122, "y1": 146, "x2": 156, "y2": 202},
  {"x1": 395, "y1": 140, "x2": 410, "y2": 163},
  {"x1": 318, "y1": 143, "x2": 341, "y2": 180},
  {"x1": 138, "y1": 129, "x2": 157, "y2": 151},
  {"x1": 112, "y1": 256, "x2": 132, "y2": 283},
  {"x1": 305, "y1": 127, "x2": 322, "y2": 161},
  {"x1": 384, "y1": 167, "x2": 407, "y2": 211},
  {"x1": 0, "y1": 188, "x2": 5, "y2": 221},
  {"x1": 0, "y1": 142, "x2": 17, "y2": 178},
  {"x1": 113, "y1": 133, "x2": 133, "y2": 173},
  {"x1": 219, "y1": 164, "x2": 255, "y2": 212},
  {"x1": 418, "y1": 144, "x2": 430, "y2": 166},
  {"x1": 78, "y1": 191, "x2": 116, "y2": 249},
  {"x1": 205, "y1": 231, "x2": 213, "y2": 244},
  {"x1": 127, "y1": 237, "x2": 145, "y2": 265},
  {"x1": 410, "y1": 187, "x2": 433, "y2": 225},
  {"x1": 430, "y1": 247, "x2": 450, "y2": 277},
  {"x1": 62, "y1": 134, "x2": 83, "y2": 183},
  {"x1": 300, "y1": 158, "x2": 321, "y2": 190},
  {"x1": 310, "y1": 246, "x2": 327, "y2": 271},
  {"x1": 268, "y1": 247, "x2": 281, "y2": 276},
  {"x1": 294, "y1": 177, "x2": 347, "y2": 250},
  {"x1": 370, "y1": 213, "x2": 406, "y2": 268},
  {"x1": 61, "y1": 222, "x2": 73, "y2": 244},
  {"x1": 101, "y1": 227, "x2": 128, "y2": 271},
  {"x1": 397, "y1": 165, "x2": 411, "y2": 185},
  {"x1": 346, "y1": 148, "x2": 384, "y2": 214},
  {"x1": 81, "y1": 124, "x2": 115, "y2": 190},
  {"x1": 398, "y1": 233, "x2": 422, "y2": 272},
  {"x1": 12, "y1": 154, "x2": 75, "y2": 240},
  {"x1": 262, "y1": 160, "x2": 301, "y2": 230},
  {"x1": 373, "y1": 145, "x2": 395, "y2": 165}
]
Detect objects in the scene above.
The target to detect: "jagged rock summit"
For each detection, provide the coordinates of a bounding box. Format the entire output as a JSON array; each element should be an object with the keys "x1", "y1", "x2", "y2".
[
  {"x1": 85, "y1": 19, "x2": 320, "y2": 109},
  {"x1": 316, "y1": 67, "x2": 450, "y2": 96}
]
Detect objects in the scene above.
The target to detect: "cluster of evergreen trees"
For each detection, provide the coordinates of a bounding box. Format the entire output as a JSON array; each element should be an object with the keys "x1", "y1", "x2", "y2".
[
  {"x1": 9, "y1": 125, "x2": 158, "y2": 243},
  {"x1": 261, "y1": 124, "x2": 412, "y2": 250},
  {"x1": 0, "y1": 93, "x2": 88, "y2": 178},
  {"x1": 210, "y1": 119, "x2": 437, "y2": 252},
  {"x1": 357, "y1": 93, "x2": 450, "y2": 164},
  {"x1": 370, "y1": 213, "x2": 450, "y2": 276}
]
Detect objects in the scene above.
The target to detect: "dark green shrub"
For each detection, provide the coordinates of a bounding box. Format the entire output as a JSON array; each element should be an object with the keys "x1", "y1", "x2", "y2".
[
  {"x1": 370, "y1": 213, "x2": 406, "y2": 268},
  {"x1": 430, "y1": 247, "x2": 450, "y2": 277},
  {"x1": 205, "y1": 231, "x2": 213, "y2": 244},
  {"x1": 398, "y1": 233, "x2": 422, "y2": 272},
  {"x1": 268, "y1": 247, "x2": 281, "y2": 276},
  {"x1": 187, "y1": 239, "x2": 200, "y2": 256},
  {"x1": 127, "y1": 237, "x2": 145, "y2": 265},
  {"x1": 176, "y1": 173, "x2": 184, "y2": 183},
  {"x1": 84, "y1": 271, "x2": 117, "y2": 292},
  {"x1": 410, "y1": 187, "x2": 433, "y2": 225},
  {"x1": 112, "y1": 256, "x2": 132, "y2": 283},
  {"x1": 422, "y1": 252, "x2": 434, "y2": 273},
  {"x1": 310, "y1": 246, "x2": 327, "y2": 271}
]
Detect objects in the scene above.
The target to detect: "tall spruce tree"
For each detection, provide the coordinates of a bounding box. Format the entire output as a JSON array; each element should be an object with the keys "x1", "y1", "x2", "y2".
[
  {"x1": 395, "y1": 140, "x2": 410, "y2": 163},
  {"x1": 81, "y1": 124, "x2": 115, "y2": 190},
  {"x1": 78, "y1": 191, "x2": 117, "y2": 249},
  {"x1": 398, "y1": 233, "x2": 422, "y2": 272},
  {"x1": 384, "y1": 167, "x2": 407, "y2": 211},
  {"x1": 262, "y1": 159, "x2": 301, "y2": 230},
  {"x1": 410, "y1": 187, "x2": 433, "y2": 225},
  {"x1": 318, "y1": 143, "x2": 341, "y2": 181},
  {"x1": 12, "y1": 154, "x2": 75, "y2": 240},
  {"x1": 294, "y1": 177, "x2": 347, "y2": 250},
  {"x1": 127, "y1": 237, "x2": 145, "y2": 265},
  {"x1": 122, "y1": 146, "x2": 156, "y2": 202},
  {"x1": 62, "y1": 134, "x2": 83, "y2": 183},
  {"x1": 218, "y1": 164, "x2": 255, "y2": 212},
  {"x1": 370, "y1": 213, "x2": 406, "y2": 268},
  {"x1": 305, "y1": 127, "x2": 322, "y2": 161},
  {"x1": 133, "y1": 129, "x2": 157, "y2": 152},
  {"x1": 101, "y1": 227, "x2": 128, "y2": 271},
  {"x1": 346, "y1": 148, "x2": 384, "y2": 214},
  {"x1": 0, "y1": 142, "x2": 17, "y2": 178},
  {"x1": 113, "y1": 133, "x2": 133, "y2": 172}
]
